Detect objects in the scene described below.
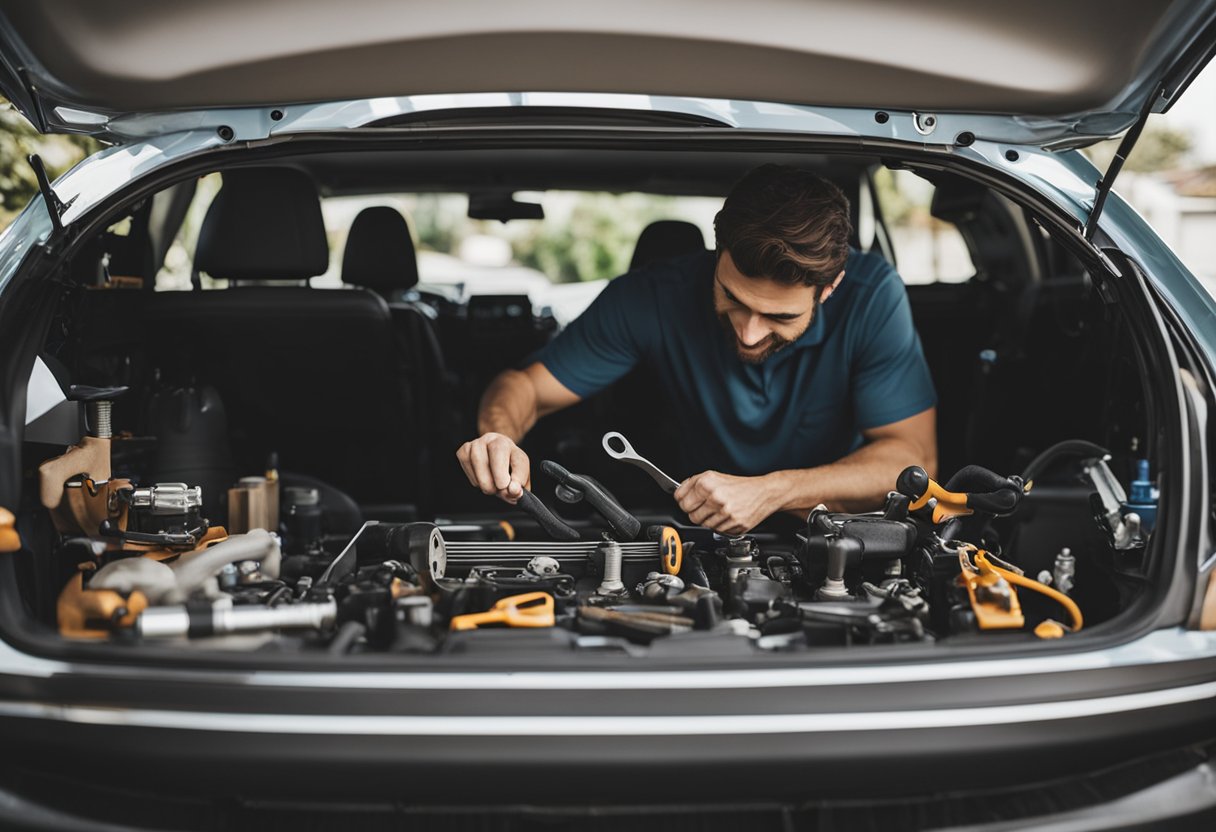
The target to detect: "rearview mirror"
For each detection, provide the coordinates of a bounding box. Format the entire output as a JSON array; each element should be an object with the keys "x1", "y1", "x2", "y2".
[{"x1": 468, "y1": 192, "x2": 545, "y2": 222}]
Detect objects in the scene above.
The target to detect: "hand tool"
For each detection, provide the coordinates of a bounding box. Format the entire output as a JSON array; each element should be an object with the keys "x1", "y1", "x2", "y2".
[
  {"x1": 542, "y1": 460, "x2": 641, "y2": 541},
  {"x1": 601, "y1": 431, "x2": 681, "y2": 494},
  {"x1": 449, "y1": 591, "x2": 555, "y2": 631}
]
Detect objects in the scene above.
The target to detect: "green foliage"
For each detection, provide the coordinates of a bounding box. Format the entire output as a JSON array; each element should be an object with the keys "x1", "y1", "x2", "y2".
[
  {"x1": 0, "y1": 99, "x2": 101, "y2": 228},
  {"x1": 413, "y1": 191, "x2": 708, "y2": 283},
  {"x1": 1083, "y1": 124, "x2": 1193, "y2": 174},
  {"x1": 511, "y1": 194, "x2": 655, "y2": 283}
]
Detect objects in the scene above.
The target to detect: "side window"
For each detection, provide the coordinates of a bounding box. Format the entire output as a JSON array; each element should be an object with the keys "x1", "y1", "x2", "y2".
[
  {"x1": 155, "y1": 173, "x2": 223, "y2": 291},
  {"x1": 873, "y1": 168, "x2": 975, "y2": 284}
]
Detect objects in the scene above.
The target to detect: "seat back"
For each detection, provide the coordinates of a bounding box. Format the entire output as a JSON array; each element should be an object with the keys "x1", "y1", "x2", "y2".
[
  {"x1": 629, "y1": 220, "x2": 706, "y2": 270},
  {"x1": 145, "y1": 169, "x2": 422, "y2": 508}
]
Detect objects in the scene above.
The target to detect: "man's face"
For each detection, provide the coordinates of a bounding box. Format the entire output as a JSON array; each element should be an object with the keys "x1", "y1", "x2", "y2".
[{"x1": 713, "y1": 250, "x2": 841, "y2": 364}]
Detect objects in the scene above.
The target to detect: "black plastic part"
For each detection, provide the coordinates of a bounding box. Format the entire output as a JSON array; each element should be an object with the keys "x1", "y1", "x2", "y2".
[
  {"x1": 896, "y1": 465, "x2": 931, "y2": 500},
  {"x1": 27, "y1": 154, "x2": 65, "y2": 237},
  {"x1": 65, "y1": 384, "x2": 128, "y2": 403},
  {"x1": 354, "y1": 522, "x2": 435, "y2": 575},
  {"x1": 515, "y1": 490, "x2": 579, "y2": 541},
  {"x1": 945, "y1": 465, "x2": 1024, "y2": 515},
  {"x1": 540, "y1": 460, "x2": 641, "y2": 541}
]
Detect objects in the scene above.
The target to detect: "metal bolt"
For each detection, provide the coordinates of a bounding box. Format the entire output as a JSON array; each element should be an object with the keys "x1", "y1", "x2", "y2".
[
  {"x1": 90, "y1": 400, "x2": 113, "y2": 439},
  {"x1": 596, "y1": 538, "x2": 625, "y2": 595}
]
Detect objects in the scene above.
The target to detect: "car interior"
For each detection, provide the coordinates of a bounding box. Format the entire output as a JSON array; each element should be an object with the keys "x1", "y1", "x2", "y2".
[{"x1": 4, "y1": 137, "x2": 1170, "y2": 661}]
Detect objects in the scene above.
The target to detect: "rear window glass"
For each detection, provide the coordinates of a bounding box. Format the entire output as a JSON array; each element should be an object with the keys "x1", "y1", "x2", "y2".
[
  {"x1": 873, "y1": 168, "x2": 975, "y2": 284},
  {"x1": 316, "y1": 191, "x2": 721, "y2": 290}
]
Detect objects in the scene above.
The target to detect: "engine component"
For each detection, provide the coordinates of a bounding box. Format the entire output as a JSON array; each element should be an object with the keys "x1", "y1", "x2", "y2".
[
  {"x1": 86, "y1": 528, "x2": 281, "y2": 608},
  {"x1": 283, "y1": 486, "x2": 323, "y2": 553},
  {"x1": 355, "y1": 522, "x2": 447, "y2": 580},
  {"x1": 951, "y1": 542, "x2": 1083, "y2": 634},
  {"x1": 579, "y1": 605, "x2": 693, "y2": 640},
  {"x1": 794, "y1": 595, "x2": 927, "y2": 645},
  {"x1": 0, "y1": 507, "x2": 17, "y2": 553},
  {"x1": 595, "y1": 536, "x2": 626, "y2": 596},
  {"x1": 1053, "y1": 548, "x2": 1076, "y2": 595},
  {"x1": 1083, "y1": 455, "x2": 1144, "y2": 550},
  {"x1": 449, "y1": 592, "x2": 555, "y2": 631},
  {"x1": 125, "y1": 482, "x2": 204, "y2": 542},
  {"x1": 801, "y1": 509, "x2": 919, "y2": 601},
  {"x1": 637, "y1": 572, "x2": 684, "y2": 602},
  {"x1": 954, "y1": 543, "x2": 1025, "y2": 630},
  {"x1": 228, "y1": 475, "x2": 277, "y2": 534},
  {"x1": 1124, "y1": 458, "x2": 1158, "y2": 534},
  {"x1": 525, "y1": 556, "x2": 561, "y2": 576},
  {"x1": 58, "y1": 568, "x2": 148, "y2": 640},
  {"x1": 897, "y1": 464, "x2": 1029, "y2": 526},
  {"x1": 138, "y1": 597, "x2": 337, "y2": 638}
]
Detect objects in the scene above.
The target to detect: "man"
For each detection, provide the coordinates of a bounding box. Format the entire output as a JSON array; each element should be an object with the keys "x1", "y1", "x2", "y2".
[{"x1": 457, "y1": 165, "x2": 937, "y2": 535}]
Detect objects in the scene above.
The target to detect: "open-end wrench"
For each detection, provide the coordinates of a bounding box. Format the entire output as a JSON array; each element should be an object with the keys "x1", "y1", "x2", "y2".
[{"x1": 602, "y1": 431, "x2": 682, "y2": 495}]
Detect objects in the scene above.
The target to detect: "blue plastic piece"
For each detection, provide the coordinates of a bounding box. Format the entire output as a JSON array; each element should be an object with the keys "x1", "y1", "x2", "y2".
[{"x1": 1123, "y1": 458, "x2": 1158, "y2": 533}]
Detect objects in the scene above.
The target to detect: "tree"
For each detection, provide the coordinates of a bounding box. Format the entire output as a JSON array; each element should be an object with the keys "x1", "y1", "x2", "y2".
[
  {"x1": 0, "y1": 98, "x2": 100, "y2": 228},
  {"x1": 1083, "y1": 124, "x2": 1193, "y2": 174}
]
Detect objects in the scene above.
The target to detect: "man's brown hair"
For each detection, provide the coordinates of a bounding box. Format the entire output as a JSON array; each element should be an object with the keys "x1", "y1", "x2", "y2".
[{"x1": 714, "y1": 164, "x2": 852, "y2": 289}]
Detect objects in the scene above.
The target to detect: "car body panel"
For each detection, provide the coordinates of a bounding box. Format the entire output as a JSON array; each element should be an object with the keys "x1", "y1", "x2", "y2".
[{"x1": 0, "y1": 0, "x2": 1214, "y2": 146}]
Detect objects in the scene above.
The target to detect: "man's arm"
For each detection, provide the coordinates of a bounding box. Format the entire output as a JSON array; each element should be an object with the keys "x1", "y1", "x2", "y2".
[
  {"x1": 675, "y1": 407, "x2": 937, "y2": 534},
  {"x1": 456, "y1": 362, "x2": 581, "y2": 503}
]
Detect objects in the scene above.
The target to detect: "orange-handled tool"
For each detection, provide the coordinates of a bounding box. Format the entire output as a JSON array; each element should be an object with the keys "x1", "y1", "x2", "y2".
[
  {"x1": 449, "y1": 592, "x2": 555, "y2": 631},
  {"x1": 658, "y1": 526, "x2": 682, "y2": 575}
]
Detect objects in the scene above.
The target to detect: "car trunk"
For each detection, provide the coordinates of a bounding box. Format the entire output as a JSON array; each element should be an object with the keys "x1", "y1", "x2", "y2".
[{"x1": 0, "y1": 127, "x2": 1192, "y2": 671}]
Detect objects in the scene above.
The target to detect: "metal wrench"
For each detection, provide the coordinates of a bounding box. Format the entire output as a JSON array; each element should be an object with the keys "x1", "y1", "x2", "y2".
[{"x1": 601, "y1": 431, "x2": 682, "y2": 494}]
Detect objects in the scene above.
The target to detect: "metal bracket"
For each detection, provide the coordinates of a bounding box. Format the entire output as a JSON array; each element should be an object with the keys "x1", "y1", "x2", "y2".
[
  {"x1": 28, "y1": 153, "x2": 67, "y2": 237},
  {"x1": 1083, "y1": 84, "x2": 1164, "y2": 242}
]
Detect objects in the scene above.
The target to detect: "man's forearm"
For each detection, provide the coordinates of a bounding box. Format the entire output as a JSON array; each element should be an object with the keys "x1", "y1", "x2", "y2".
[
  {"x1": 765, "y1": 437, "x2": 935, "y2": 516},
  {"x1": 476, "y1": 369, "x2": 539, "y2": 442}
]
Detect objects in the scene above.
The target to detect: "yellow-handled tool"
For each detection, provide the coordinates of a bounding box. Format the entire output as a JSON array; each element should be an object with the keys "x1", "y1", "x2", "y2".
[
  {"x1": 657, "y1": 526, "x2": 683, "y2": 575},
  {"x1": 449, "y1": 592, "x2": 555, "y2": 631}
]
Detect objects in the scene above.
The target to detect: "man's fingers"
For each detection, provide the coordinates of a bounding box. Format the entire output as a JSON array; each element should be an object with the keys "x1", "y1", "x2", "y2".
[
  {"x1": 688, "y1": 504, "x2": 718, "y2": 526},
  {"x1": 468, "y1": 442, "x2": 496, "y2": 495},
  {"x1": 487, "y1": 440, "x2": 514, "y2": 491},
  {"x1": 678, "y1": 493, "x2": 706, "y2": 515},
  {"x1": 674, "y1": 472, "x2": 705, "y2": 503},
  {"x1": 509, "y1": 447, "x2": 531, "y2": 492},
  {"x1": 456, "y1": 443, "x2": 479, "y2": 488},
  {"x1": 701, "y1": 512, "x2": 730, "y2": 533}
]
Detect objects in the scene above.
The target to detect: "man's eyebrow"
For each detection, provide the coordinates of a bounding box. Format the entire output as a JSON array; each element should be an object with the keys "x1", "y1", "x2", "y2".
[{"x1": 716, "y1": 277, "x2": 805, "y2": 321}]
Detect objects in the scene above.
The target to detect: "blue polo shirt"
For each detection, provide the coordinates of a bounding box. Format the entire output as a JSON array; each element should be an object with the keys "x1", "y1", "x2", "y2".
[{"x1": 537, "y1": 249, "x2": 936, "y2": 477}]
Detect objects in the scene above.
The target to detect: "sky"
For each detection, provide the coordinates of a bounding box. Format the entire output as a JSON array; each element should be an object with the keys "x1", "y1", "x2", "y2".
[{"x1": 1156, "y1": 59, "x2": 1216, "y2": 165}]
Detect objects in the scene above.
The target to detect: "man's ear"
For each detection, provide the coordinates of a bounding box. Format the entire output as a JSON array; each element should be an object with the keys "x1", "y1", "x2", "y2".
[{"x1": 819, "y1": 270, "x2": 846, "y2": 302}]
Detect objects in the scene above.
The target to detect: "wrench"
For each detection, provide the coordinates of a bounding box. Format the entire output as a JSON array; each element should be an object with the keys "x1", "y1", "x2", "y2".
[{"x1": 601, "y1": 431, "x2": 682, "y2": 495}]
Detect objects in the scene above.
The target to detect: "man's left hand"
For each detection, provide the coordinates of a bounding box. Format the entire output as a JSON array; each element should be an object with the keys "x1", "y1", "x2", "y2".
[{"x1": 674, "y1": 471, "x2": 780, "y2": 536}]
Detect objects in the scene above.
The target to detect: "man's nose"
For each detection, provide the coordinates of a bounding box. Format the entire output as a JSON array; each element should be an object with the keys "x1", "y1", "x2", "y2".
[{"x1": 736, "y1": 314, "x2": 770, "y2": 347}]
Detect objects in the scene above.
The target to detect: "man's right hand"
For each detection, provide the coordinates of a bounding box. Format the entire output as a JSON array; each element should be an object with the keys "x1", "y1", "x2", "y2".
[{"x1": 456, "y1": 432, "x2": 532, "y2": 504}]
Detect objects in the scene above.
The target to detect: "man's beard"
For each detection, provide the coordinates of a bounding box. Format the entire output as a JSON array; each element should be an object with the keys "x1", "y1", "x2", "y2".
[{"x1": 716, "y1": 310, "x2": 811, "y2": 364}]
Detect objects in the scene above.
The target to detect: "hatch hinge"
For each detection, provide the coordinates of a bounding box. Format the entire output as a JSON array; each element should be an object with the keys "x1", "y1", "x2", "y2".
[
  {"x1": 1083, "y1": 83, "x2": 1164, "y2": 242},
  {"x1": 28, "y1": 154, "x2": 68, "y2": 238}
]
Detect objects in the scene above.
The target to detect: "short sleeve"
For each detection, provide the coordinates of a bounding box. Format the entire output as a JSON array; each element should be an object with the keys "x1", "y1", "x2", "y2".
[
  {"x1": 536, "y1": 271, "x2": 658, "y2": 398},
  {"x1": 850, "y1": 270, "x2": 937, "y2": 430}
]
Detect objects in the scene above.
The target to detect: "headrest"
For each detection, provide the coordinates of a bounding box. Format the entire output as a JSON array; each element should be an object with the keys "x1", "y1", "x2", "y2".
[
  {"x1": 341, "y1": 206, "x2": 420, "y2": 292},
  {"x1": 195, "y1": 168, "x2": 329, "y2": 281},
  {"x1": 629, "y1": 220, "x2": 706, "y2": 271}
]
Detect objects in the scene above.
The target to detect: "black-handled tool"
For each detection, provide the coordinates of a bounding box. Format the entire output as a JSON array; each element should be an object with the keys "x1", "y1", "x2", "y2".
[
  {"x1": 541, "y1": 460, "x2": 642, "y2": 541},
  {"x1": 515, "y1": 489, "x2": 580, "y2": 541}
]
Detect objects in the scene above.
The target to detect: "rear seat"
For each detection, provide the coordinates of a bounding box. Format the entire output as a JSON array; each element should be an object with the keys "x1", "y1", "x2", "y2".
[
  {"x1": 629, "y1": 220, "x2": 706, "y2": 269},
  {"x1": 140, "y1": 168, "x2": 425, "y2": 509}
]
